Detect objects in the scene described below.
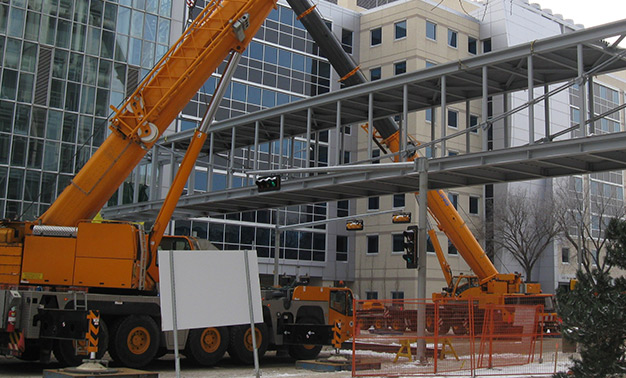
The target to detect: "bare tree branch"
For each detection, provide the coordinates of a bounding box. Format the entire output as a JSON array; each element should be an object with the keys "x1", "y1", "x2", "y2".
[
  {"x1": 490, "y1": 188, "x2": 560, "y2": 282},
  {"x1": 554, "y1": 177, "x2": 626, "y2": 276}
]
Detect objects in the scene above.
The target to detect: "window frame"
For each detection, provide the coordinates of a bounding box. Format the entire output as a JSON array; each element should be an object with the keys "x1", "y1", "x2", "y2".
[
  {"x1": 341, "y1": 28, "x2": 353, "y2": 54},
  {"x1": 394, "y1": 60, "x2": 406, "y2": 76},
  {"x1": 367, "y1": 234, "x2": 379, "y2": 255},
  {"x1": 447, "y1": 109, "x2": 458, "y2": 128},
  {"x1": 447, "y1": 29, "x2": 458, "y2": 48},
  {"x1": 370, "y1": 27, "x2": 382, "y2": 47},
  {"x1": 469, "y1": 196, "x2": 479, "y2": 215},
  {"x1": 426, "y1": 20, "x2": 436, "y2": 41},
  {"x1": 393, "y1": 193, "x2": 405, "y2": 208},
  {"x1": 469, "y1": 114, "x2": 479, "y2": 134},
  {"x1": 394, "y1": 20, "x2": 407, "y2": 40},
  {"x1": 392, "y1": 233, "x2": 404, "y2": 254},
  {"x1": 468, "y1": 36, "x2": 477, "y2": 55},
  {"x1": 368, "y1": 196, "x2": 380, "y2": 210},
  {"x1": 370, "y1": 66, "x2": 381, "y2": 81},
  {"x1": 561, "y1": 247, "x2": 569, "y2": 264}
]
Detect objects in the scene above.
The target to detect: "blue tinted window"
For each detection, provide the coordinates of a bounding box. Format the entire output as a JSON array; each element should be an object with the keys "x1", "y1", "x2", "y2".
[
  {"x1": 262, "y1": 89, "x2": 275, "y2": 107},
  {"x1": 278, "y1": 50, "x2": 291, "y2": 68},
  {"x1": 279, "y1": 6, "x2": 293, "y2": 25},
  {"x1": 426, "y1": 21, "x2": 436, "y2": 40},
  {"x1": 232, "y1": 82, "x2": 246, "y2": 102},
  {"x1": 249, "y1": 42, "x2": 263, "y2": 60},
  {"x1": 248, "y1": 86, "x2": 261, "y2": 105},
  {"x1": 292, "y1": 53, "x2": 304, "y2": 71},
  {"x1": 264, "y1": 45, "x2": 277, "y2": 64}
]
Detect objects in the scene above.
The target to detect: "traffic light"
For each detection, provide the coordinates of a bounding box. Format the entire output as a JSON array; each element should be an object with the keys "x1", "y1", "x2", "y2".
[
  {"x1": 392, "y1": 212, "x2": 411, "y2": 224},
  {"x1": 345, "y1": 219, "x2": 364, "y2": 231},
  {"x1": 255, "y1": 175, "x2": 281, "y2": 192},
  {"x1": 402, "y1": 225, "x2": 418, "y2": 269}
]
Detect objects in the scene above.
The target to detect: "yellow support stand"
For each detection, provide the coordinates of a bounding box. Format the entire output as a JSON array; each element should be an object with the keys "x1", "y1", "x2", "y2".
[{"x1": 394, "y1": 338, "x2": 460, "y2": 362}]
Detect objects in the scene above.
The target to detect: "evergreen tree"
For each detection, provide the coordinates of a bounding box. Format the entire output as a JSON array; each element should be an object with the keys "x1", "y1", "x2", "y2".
[{"x1": 554, "y1": 218, "x2": 626, "y2": 377}]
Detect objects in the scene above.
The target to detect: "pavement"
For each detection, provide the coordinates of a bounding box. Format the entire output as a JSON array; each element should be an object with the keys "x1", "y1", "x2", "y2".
[{"x1": 0, "y1": 350, "x2": 354, "y2": 378}]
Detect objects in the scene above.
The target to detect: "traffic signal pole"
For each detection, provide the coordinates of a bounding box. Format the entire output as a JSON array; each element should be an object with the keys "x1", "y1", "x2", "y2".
[{"x1": 416, "y1": 157, "x2": 428, "y2": 363}]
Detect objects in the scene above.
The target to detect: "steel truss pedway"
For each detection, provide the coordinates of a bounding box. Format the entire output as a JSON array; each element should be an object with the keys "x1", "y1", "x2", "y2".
[{"x1": 103, "y1": 19, "x2": 626, "y2": 221}]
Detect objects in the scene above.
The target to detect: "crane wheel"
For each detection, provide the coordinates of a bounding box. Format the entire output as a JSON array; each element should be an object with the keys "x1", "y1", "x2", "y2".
[
  {"x1": 53, "y1": 319, "x2": 109, "y2": 367},
  {"x1": 227, "y1": 324, "x2": 268, "y2": 364},
  {"x1": 185, "y1": 327, "x2": 229, "y2": 366},
  {"x1": 451, "y1": 319, "x2": 469, "y2": 335},
  {"x1": 16, "y1": 340, "x2": 41, "y2": 362},
  {"x1": 110, "y1": 315, "x2": 159, "y2": 368},
  {"x1": 288, "y1": 317, "x2": 323, "y2": 360}
]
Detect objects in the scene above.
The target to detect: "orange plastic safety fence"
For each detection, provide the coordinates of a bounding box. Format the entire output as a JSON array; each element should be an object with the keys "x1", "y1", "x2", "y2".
[{"x1": 352, "y1": 298, "x2": 568, "y2": 377}]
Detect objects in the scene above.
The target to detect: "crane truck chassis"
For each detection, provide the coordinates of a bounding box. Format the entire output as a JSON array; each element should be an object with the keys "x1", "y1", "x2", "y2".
[{"x1": 0, "y1": 248, "x2": 354, "y2": 368}]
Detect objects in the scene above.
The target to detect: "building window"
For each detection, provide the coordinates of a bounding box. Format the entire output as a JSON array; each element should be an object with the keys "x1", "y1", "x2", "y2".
[
  {"x1": 392, "y1": 233, "x2": 404, "y2": 253},
  {"x1": 372, "y1": 149, "x2": 380, "y2": 163},
  {"x1": 343, "y1": 151, "x2": 350, "y2": 164},
  {"x1": 448, "y1": 193, "x2": 458, "y2": 209},
  {"x1": 426, "y1": 21, "x2": 436, "y2": 40},
  {"x1": 393, "y1": 194, "x2": 405, "y2": 208},
  {"x1": 341, "y1": 28, "x2": 353, "y2": 54},
  {"x1": 425, "y1": 108, "x2": 432, "y2": 123},
  {"x1": 448, "y1": 29, "x2": 457, "y2": 48},
  {"x1": 370, "y1": 27, "x2": 382, "y2": 46},
  {"x1": 391, "y1": 291, "x2": 404, "y2": 299},
  {"x1": 448, "y1": 109, "x2": 458, "y2": 128},
  {"x1": 367, "y1": 235, "x2": 379, "y2": 254},
  {"x1": 425, "y1": 61, "x2": 436, "y2": 68},
  {"x1": 561, "y1": 247, "x2": 569, "y2": 264},
  {"x1": 394, "y1": 61, "x2": 406, "y2": 75},
  {"x1": 483, "y1": 38, "x2": 492, "y2": 53},
  {"x1": 448, "y1": 150, "x2": 458, "y2": 156},
  {"x1": 368, "y1": 196, "x2": 379, "y2": 210},
  {"x1": 325, "y1": 20, "x2": 333, "y2": 30},
  {"x1": 337, "y1": 200, "x2": 349, "y2": 217},
  {"x1": 448, "y1": 240, "x2": 458, "y2": 255},
  {"x1": 370, "y1": 67, "x2": 381, "y2": 81},
  {"x1": 336, "y1": 235, "x2": 348, "y2": 262},
  {"x1": 366, "y1": 291, "x2": 378, "y2": 300},
  {"x1": 469, "y1": 196, "x2": 479, "y2": 214},
  {"x1": 468, "y1": 36, "x2": 477, "y2": 54},
  {"x1": 469, "y1": 114, "x2": 479, "y2": 134},
  {"x1": 395, "y1": 20, "x2": 407, "y2": 40}
]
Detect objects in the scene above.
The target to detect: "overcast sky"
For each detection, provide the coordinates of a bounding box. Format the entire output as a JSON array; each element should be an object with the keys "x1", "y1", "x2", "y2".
[{"x1": 534, "y1": 0, "x2": 625, "y2": 27}]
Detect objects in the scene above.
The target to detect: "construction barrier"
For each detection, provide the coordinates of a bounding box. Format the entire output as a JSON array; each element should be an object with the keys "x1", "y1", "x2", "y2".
[{"x1": 352, "y1": 298, "x2": 566, "y2": 377}]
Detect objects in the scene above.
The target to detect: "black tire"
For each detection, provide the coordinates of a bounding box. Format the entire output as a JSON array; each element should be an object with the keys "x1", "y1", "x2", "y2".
[
  {"x1": 53, "y1": 319, "x2": 109, "y2": 367},
  {"x1": 16, "y1": 341, "x2": 41, "y2": 362},
  {"x1": 110, "y1": 315, "x2": 159, "y2": 368},
  {"x1": 154, "y1": 347, "x2": 168, "y2": 359},
  {"x1": 227, "y1": 324, "x2": 268, "y2": 365},
  {"x1": 451, "y1": 319, "x2": 469, "y2": 335},
  {"x1": 426, "y1": 316, "x2": 451, "y2": 335},
  {"x1": 185, "y1": 327, "x2": 229, "y2": 366},
  {"x1": 288, "y1": 317, "x2": 323, "y2": 360}
]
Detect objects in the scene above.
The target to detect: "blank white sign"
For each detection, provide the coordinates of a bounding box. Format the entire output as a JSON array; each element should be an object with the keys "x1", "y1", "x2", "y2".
[{"x1": 158, "y1": 250, "x2": 263, "y2": 331}]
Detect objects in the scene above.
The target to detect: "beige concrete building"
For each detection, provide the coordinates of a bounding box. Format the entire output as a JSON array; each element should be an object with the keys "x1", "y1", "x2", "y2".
[{"x1": 350, "y1": 0, "x2": 485, "y2": 300}]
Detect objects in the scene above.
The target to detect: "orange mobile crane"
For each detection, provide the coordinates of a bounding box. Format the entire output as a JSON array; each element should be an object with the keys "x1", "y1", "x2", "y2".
[
  {"x1": 0, "y1": 0, "x2": 354, "y2": 368},
  {"x1": 289, "y1": 0, "x2": 555, "y2": 335}
]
